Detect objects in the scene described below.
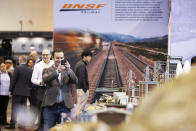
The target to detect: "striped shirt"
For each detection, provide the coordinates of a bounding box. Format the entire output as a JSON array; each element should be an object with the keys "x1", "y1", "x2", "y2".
[{"x1": 0, "y1": 71, "x2": 10, "y2": 95}]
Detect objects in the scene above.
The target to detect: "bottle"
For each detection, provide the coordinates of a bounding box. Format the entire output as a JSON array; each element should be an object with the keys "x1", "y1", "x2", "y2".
[{"x1": 60, "y1": 113, "x2": 67, "y2": 124}]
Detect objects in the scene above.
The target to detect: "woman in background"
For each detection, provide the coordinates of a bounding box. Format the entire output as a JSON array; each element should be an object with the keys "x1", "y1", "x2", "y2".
[
  {"x1": 27, "y1": 59, "x2": 34, "y2": 69},
  {"x1": 0, "y1": 62, "x2": 12, "y2": 126},
  {"x1": 27, "y1": 59, "x2": 34, "y2": 110}
]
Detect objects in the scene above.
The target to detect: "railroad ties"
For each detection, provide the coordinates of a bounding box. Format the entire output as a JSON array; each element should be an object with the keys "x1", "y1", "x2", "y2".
[{"x1": 92, "y1": 45, "x2": 122, "y2": 102}]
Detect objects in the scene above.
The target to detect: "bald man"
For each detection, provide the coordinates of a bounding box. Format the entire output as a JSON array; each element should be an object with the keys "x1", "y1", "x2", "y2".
[
  {"x1": 31, "y1": 49, "x2": 53, "y2": 86},
  {"x1": 29, "y1": 51, "x2": 41, "y2": 65},
  {"x1": 30, "y1": 49, "x2": 54, "y2": 129}
]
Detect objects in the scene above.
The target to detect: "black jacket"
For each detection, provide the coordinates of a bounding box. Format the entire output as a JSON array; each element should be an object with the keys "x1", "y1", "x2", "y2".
[
  {"x1": 74, "y1": 60, "x2": 89, "y2": 92},
  {"x1": 9, "y1": 64, "x2": 32, "y2": 96}
]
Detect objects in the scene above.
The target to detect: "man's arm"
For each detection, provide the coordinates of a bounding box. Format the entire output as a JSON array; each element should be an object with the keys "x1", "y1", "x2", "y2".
[
  {"x1": 31, "y1": 64, "x2": 41, "y2": 85},
  {"x1": 67, "y1": 69, "x2": 78, "y2": 84},
  {"x1": 42, "y1": 68, "x2": 58, "y2": 84},
  {"x1": 9, "y1": 66, "x2": 18, "y2": 94}
]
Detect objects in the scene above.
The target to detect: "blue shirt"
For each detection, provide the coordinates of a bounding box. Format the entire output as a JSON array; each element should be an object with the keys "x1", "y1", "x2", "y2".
[
  {"x1": 56, "y1": 71, "x2": 63, "y2": 103},
  {"x1": 56, "y1": 70, "x2": 72, "y2": 103},
  {"x1": 0, "y1": 71, "x2": 10, "y2": 96}
]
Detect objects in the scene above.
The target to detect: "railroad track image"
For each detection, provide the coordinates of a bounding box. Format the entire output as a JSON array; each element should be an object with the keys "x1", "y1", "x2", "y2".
[
  {"x1": 119, "y1": 48, "x2": 153, "y2": 74},
  {"x1": 92, "y1": 45, "x2": 122, "y2": 102}
]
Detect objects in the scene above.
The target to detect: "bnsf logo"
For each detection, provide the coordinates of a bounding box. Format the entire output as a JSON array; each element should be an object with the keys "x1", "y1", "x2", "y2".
[{"x1": 62, "y1": 4, "x2": 105, "y2": 9}]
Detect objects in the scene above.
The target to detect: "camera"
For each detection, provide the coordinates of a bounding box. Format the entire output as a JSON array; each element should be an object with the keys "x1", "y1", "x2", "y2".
[{"x1": 61, "y1": 60, "x2": 67, "y2": 65}]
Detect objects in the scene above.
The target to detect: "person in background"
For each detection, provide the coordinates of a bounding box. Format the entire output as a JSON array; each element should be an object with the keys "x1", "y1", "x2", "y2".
[
  {"x1": 5, "y1": 55, "x2": 32, "y2": 129},
  {"x1": 27, "y1": 59, "x2": 34, "y2": 69},
  {"x1": 74, "y1": 50, "x2": 92, "y2": 119},
  {"x1": 26, "y1": 58, "x2": 34, "y2": 113},
  {"x1": 30, "y1": 49, "x2": 54, "y2": 130},
  {"x1": 5, "y1": 59, "x2": 14, "y2": 75},
  {"x1": 191, "y1": 56, "x2": 196, "y2": 67},
  {"x1": 29, "y1": 51, "x2": 41, "y2": 65},
  {"x1": 42, "y1": 48, "x2": 78, "y2": 131},
  {"x1": 181, "y1": 57, "x2": 196, "y2": 75},
  {"x1": 0, "y1": 63, "x2": 12, "y2": 126}
]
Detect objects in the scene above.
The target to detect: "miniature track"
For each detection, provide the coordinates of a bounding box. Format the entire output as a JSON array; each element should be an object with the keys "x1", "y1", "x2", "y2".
[{"x1": 92, "y1": 45, "x2": 122, "y2": 102}]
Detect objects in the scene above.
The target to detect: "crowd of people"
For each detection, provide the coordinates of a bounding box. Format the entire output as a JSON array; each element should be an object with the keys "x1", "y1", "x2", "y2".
[{"x1": 0, "y1": 48, "x2": 93, "y2": 131}]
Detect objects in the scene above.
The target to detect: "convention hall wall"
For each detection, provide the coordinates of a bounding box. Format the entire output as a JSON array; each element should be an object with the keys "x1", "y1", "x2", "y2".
[{"x1": 0, "y1": 0, "x2": 53, "y2": 31}]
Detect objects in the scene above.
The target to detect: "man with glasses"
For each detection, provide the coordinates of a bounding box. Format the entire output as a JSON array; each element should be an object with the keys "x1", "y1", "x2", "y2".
[{"x1": 31, "y1": 49, "x2": 54, "y2": 130}]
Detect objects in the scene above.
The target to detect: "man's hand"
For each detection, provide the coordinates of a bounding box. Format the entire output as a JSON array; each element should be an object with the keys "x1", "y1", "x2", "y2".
[
  {"x1": 65, "y1": 61, "x2": 71, "y2": 71},
  {"x1": 57, "y1": 61, "x2": 71, "y2": 72},
  {"x1": 9, "y1": 92, "x2": 12, "y2": 98},
  {"x1": 86, "y1": 90, "x2": 89, "y2": 96},
  {"x1": 40, "y1": 81, "x2": 45, "y2": 86},
  {"x1": 57, "y1": 64, "x2": 65, "y2": 73}
]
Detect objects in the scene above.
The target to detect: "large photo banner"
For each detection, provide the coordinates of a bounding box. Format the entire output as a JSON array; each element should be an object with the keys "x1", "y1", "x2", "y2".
[
  {"x1": 54, "y1": 0, "x2": 168, "y2": 102},
  {"x1": 170, "y1": 0, "x2": 196, "y2": 63}
]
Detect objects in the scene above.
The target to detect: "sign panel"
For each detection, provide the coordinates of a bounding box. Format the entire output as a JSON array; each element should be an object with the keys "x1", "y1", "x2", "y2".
[
  {"x1": 170, "y1": 0, "x2": 196, "y2": 63},
  {"x1": 54, "y1": 0, "x2": 168, "y2": 101}
]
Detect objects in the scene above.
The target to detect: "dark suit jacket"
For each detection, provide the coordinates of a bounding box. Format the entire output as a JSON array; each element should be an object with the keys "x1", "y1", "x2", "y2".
[
  {"x1": 42, "y1": 66, "x2": 78, "y2": 109},
  {"x1": 9, "y1": 64, "x2": 32, "y2": 96},
  {"x1": 74, "y1": 60, "x2": 89, "y2": 92}
]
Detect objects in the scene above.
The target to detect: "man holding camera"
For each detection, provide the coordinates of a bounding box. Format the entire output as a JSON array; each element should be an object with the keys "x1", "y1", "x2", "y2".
[{"x1": 42, "y1": 48, "x2": 78, "y2": 131}]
